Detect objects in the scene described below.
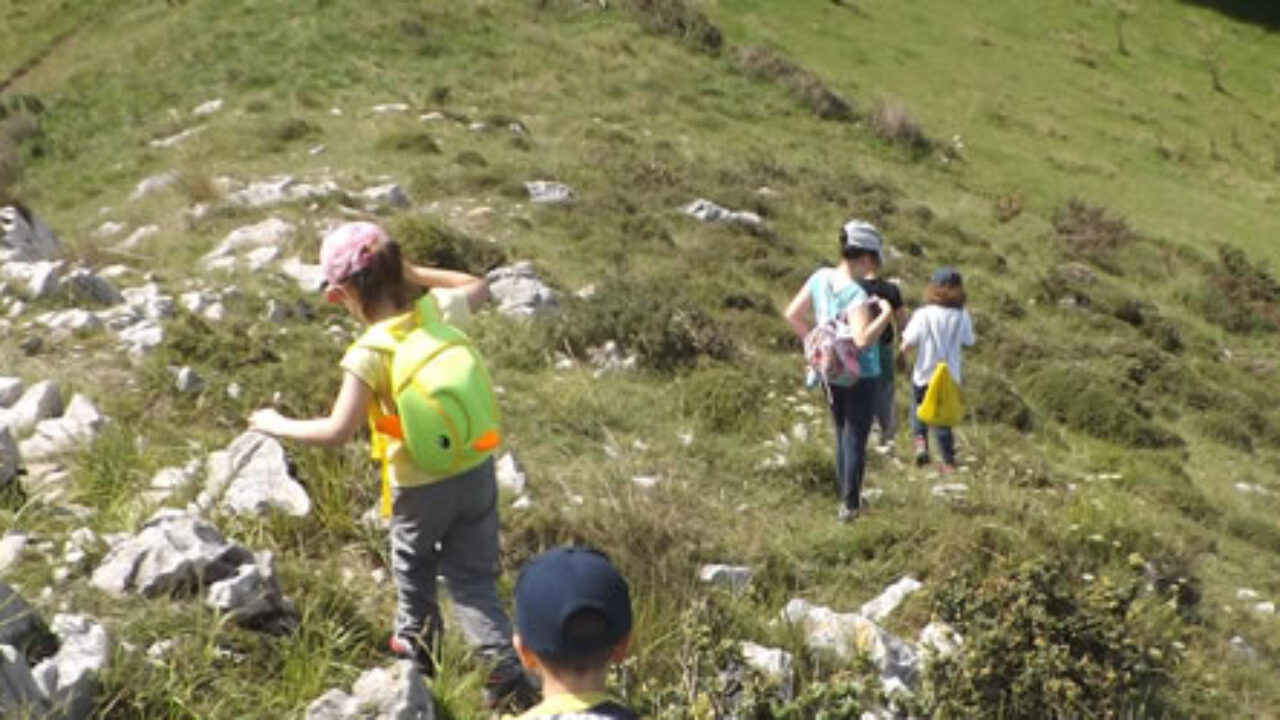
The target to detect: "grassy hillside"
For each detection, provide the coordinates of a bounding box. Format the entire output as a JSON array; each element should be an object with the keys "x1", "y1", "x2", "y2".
[{"x1": 3, "y1": 1, "x2": 1280, "y2": 718}]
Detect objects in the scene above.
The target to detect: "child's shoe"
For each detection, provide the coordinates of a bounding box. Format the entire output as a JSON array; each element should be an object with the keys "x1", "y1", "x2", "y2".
[
  {"x1": 483, "y1": 662, "x2": 539, "y2": 712},
  {"x1": 914, "y1": 438, "x2": 930, "y2": 466}
]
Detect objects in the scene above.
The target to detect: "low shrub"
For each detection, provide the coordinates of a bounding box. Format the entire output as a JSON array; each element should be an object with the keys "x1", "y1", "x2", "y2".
[
  {"x1": 387, "y1": 214, "x2": 507, "y2": 274},
  {"x1": 1052, "y1": 199, "x2": 1136, "y2": 271},
  {"x1": 1193, "y1": 409, "x2": 1254, "y2": 452},
  {"x1": 1024, "y1": 364, "x2": 1182, "y2": 448},
  {"x1": 681, "y1": 366, "x2": 757, "y2": 433},
  {"x1": 374, "y1": 129, "x2": 441, "y2": 155},
  {"x1": 1206, "y1": 244, "x2": 1280, "y2": 333},
  {"x1": 923, "y1": 559, "x2": 1185, "y2": 719},
  {"x1": 736, "y1": 45, "x2": 856, "y2": 122},
  {"x1": 258, "y1": 117, "x2": 320, "y2": 150},
  {"x1": 964, "y1": 369, "x2": 1034, "y2": 431},
  {"x1": 624, "y1": 0, "x2": 724, "y2": 54},
  {"x1": 868, "y1": 100, "x2": 934, "y2": 155}
]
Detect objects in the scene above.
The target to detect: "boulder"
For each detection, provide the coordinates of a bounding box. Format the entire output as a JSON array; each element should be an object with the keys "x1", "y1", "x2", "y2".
[
  {"x1": 0, "y1": 260, "x2": 64, "y2": 300},
  {"x1": 698, "y1": 564, "x2": 753, "y2": 593},
  {"x1": 495, "y1": 453, "x2": 527, "y2": 495},
  {"x1": 486, "y1": 263, "x2": 558, "y2": 318},
  {"x1": 682, "y1": 199, "x2": 763, "y2": 229},
  {"x1": 0, "y1": 381, "x2": 64, "y2": 438},
  {"x1": 19, "y1": 395, "x2": 106, "y2": 463},
  {"x1": 305, "y1": 661, "x2": 434, "y2": 720},
  {"x1": 858, "y1": 576, "x2": 923, "y2": 623},
  {"x1": 0, "y1": 206, "x2": 60, "y2": 262},
  {"x1": 31, "y1": 614, "x2": 110, "y2": 720},
  {"x1": 782, "y1": 598, "x2": 919, "y2": 692},
  {"x1": 90, "y1": 511, "x2": 254, "y2": 598},
  {"x1": 206, "y1": 551, "x2": 294, "y2": 629},
  {"x1": 203, "y1": 432, "x2": 311, "y2": 518},
  {"x1": 0, "y1": 428, "x2": 19, "y2": 488},
  {"x1": 740, "y1": 642, "x2": 793, "y2": 698},
  {"x1": 202, "y1": 218, "x2": 296, "y2": 271},
  {"x1": 62, "y1": 269, "x2": 123, "y2": 307},
  {"x1": 0, "y1": 378, "x2": 23, "y2": 407},
  {"x1": 0, "y1": 583, "x2": 41, "y2": 649},
  {"x1": 0, "y1": 644, "x2": 52, "y2": 719},
  {"x1": 525, "y1": 181, "x2": 575, "y2": 206}
]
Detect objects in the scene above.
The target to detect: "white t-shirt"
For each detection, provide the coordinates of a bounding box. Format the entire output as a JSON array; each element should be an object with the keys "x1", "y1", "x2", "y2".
[{"x1": 901, "y1": 305, "x2": 975, "y2": 387}]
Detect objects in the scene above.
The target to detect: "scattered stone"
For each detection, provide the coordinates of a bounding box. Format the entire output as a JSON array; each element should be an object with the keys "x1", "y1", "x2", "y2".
[
  {"x1": 202, "y1": 217, "x2": 297, "y2": 271},
  {"x1": 0, "y1": 644, "x2": 52, "y2": 718},
  {"x1": 130, "y1": 172, "x2": 179, "y2": 201},
  {"x1": 1255, "y1": 601, "x2": 1276, "y2": 616},
  {"x1": 119, "y1": 283, "x2": 175, "y2": 322},
  {"x1": 63, "y1": 269, "x2": 123, "y2": 306},
  {"x1": 782, "y1": 598, "x2": 919, "y2": 691},
  {"x1": 486, "y1": 263, "x2": 558, "y2": 318},
  {"x1": 19, "y1": 394, "x2": 107, "y2": 463},
  {"x1": 371, "y1": 103, "x2": 411, "y2": 114},
  {"x1": 511, "y1": 495, "x2": 533, "y2": 510},
  {"x1": 1237, "y1": 588, "x2": 1261, "y2": 602},
  {"x1": 861, "y1": 488, "x2": 884, "y2": 505},
  {"x1": 0, "y1": 582, "x2": 41, "y2": 648},
  {"x1": 0, "y1": 429, "x2": 19, "y2": 489},
  {"x1": 93, "y1": 221, "x2": 127, "y2": 240},
  {"x1": 280, "y1": 257, "x2": 327, "y2": 292},
  {"x1": 0, "y1": 533, "x2": 29, "y2": 574},
  {"x1": 149, "y1": 125, "x2": 205, "y2": 149},
  {"x1": 1, "y1": 260, "x2": 64, "y2": 300},
  {"x1": 740, "y1": 642, "x2": 793, "y2": 698},
  {"x1": 117, "y1": 320, "x2": 165, "y2": 356},
  {"x1": 682, "y1": 199, "x2": 763, "y2": 228},
  {"x1": 263, "y1": 299, "x2": 289, "y2": 323},
  {"x1": 31, "y1": 614, "x2": 111, "y2": 720},
  {"x1": 1229, "y1": 635, "x2": 1259, "y2": 664},
  {"x1": 203, "y1": 432, "x2": 312, "y2": 518},
  {"x1": 917, "y1": 621, "x2": 963, "y2": 663},
  {"x1": 930, "y1": 483, "x2": 970, "y2": 501},
  {"x1": 631, "y1": 475, "x2": 661, "y2": 489},
  {"x1": 222, "y1": 176, "x2": 341, "y2": 210},
  {"x1": 525, "y1": 181, "x2": 575, "y2": 205},
  {"x1": 192, "y1": 98, "x2": 224, "y2": 117},
  {"x1": 0, "y1": 381, "x2": 64, "y2": 438},
  {"x1": 34, "y1": 308, "x2": 103, "y2": 334},
  {"x1": 206, "y1": 551, "x2": 294, "y2": 629},
  {"x1": 0, "y1": 206, "x2": 61, "y2": 262},
  {"x1": 305, "y1": 660, "x2": 434, "y2": 720},
  {"x1": 361, "y1": 183, "x2": 410, "y2": 210},
  {"x1": 587, "y1": 341, "x2": 638, "y2": 375},
  {"x1": 699, "y1": 564, "x2": 752, "y2": 593},
  {"x1": 91, "y1": 511, "x2": 254, "y2": 597},
  {"x1": 62, "y1": 529, "x2": 100, "y2": 570},
  {"x1": 175, "y1": 367, "x2": 204, "y2": 394},
  {"x1": 495, "y1": 453, "x2": 527, "y2": 495},
  {"x1": 858, "y1": 576, "x2": 923, "y2": 623}
]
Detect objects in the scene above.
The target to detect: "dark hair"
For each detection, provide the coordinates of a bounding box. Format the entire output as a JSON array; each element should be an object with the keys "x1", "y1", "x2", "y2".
[
  {"x1": 924, "y1": 281, "x2": 966, "y2": 308},
  {"x1": 345, "y1": 240, "x2": 419, "y2": 317},
  {"x1": 536, "y1": 609, "x2": 621, "y2": 676}
]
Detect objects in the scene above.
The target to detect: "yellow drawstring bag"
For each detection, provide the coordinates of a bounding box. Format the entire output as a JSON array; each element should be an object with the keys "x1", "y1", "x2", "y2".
[{"x1": 916, "y1": 362, "x2": 964, "y2": 427}]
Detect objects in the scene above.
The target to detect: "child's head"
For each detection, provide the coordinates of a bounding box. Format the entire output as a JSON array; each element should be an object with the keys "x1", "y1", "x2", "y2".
[
  {"x1": 513, "y1": 547, "x2": 632, "y2": 680},
  {"x1": 320, "y1": 221, "x2": 417, "y2": 321},
  {"x1": 924, "y1": 266, "x2": 966, "y2": 308},
  {"x1": 839, "y1": 219, "x2": 883, "y2": 270}
]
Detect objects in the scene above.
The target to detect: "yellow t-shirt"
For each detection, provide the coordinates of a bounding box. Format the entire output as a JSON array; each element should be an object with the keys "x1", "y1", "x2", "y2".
[
  {"x1": 340, "y1": 287, "x2": 471, "y2": 488},
  {"x1": 506, "y1": 691, "x2": 630, "y2": 720}
]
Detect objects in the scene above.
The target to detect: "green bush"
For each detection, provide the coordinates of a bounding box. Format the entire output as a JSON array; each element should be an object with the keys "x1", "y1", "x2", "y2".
[
  {"x1": 736, "y1": 45, "x2": 855, "y2": 122},
  {"x1": 1024, "y1": 364, "x2": 1182, "y2": 448},
  {"x1": 965, "y1": 369, "x2": 1034, "y2": 431},
  {"x1": 374, "y1": 129, "x2": 440, "y2": 155},
  {"x1": 681, "y1": 367, "x2": 757, "y2": 433},
  {"x1": 623, "y1": 0, "x2": 723, "y2": 55},
  {"x1": 1193, "y1": 410, "x2": 1254, "y2": 453},
  {"x1": 1051, "y1": 200, "x2": 1136, "y2": 272},
  {"x1": 923, "y1": 560, "x2": 1184, "y2": 719},
  {"x1": 387, "y1": 214, "x2": 507, "y2": 274}
]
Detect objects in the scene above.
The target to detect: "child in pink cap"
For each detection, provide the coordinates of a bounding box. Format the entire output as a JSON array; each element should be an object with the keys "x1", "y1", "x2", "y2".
[{"x1": 249, "y1": 221, "x2": 536, "y2": 712}]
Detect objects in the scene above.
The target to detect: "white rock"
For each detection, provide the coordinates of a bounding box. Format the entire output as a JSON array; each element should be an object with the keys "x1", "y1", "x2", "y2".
[
  {"x1": 0, "y1": 260, "x2": 64, "y2": 300},
  {"x1": 223, "y1": 176, "x2": 340, "y2": 210},
  {"x1": 361, "y1": 183, "x2": 410, "y2": 209},
  {"x1": 149, "y1": 125, "x2": 205, "y2": 149},
  {"x1": 525, "y1": 181, "x2": 575, "y2": 205},
  {"x1": 90, "y1": 511, "x2": 254, "y2": 597},
  {"x1": 631, "y1": 475, "x2": 660, "y2": 489},
  {"x1": 1237, "y1": 588, "x2": 1261, "y2": 602},
  {"x1": 0, "y1": 381, "x2": 64, "y2": 438},
  {"x1": 0, "y1": 206, "x2": 61, "y2": 262},
  {"x1": 308, "y1": 660, "x2": 434, "y2": 720},
  {"x1": 206, "y1": 551, "x2": 292, "y2": 627},
  {"x1": 62, "y1": 269, "x2": 123, "y2": 306},
  {"x1": 918, "y1": 621, "x2": 963, "y2": 663},
  {"x1": 371, "y1": 103, "x2": 411, "y2": 114},
  {"x1": 0, "y1": 533, "x2": 29, "y2": 574},
  {"x1": 0, "y1": 582, "x2": 41, "y2": 648},
  {"x1": 931, "y1": 483, "x2": 970, "y2": 500},
  {"x1": 175, "y1": 367, "x2": 204, "y2": 394},
  {"x1": 34, "y1": 308, "x2": 103, "y2": 334},
  {"x1": 782, "y1": 598, "x2": 919, "y2": 690},
  {"x1": 93, "y1": 221, "x2": 127, "y2": 240},
  {"x1": 62, "y1": 528, "x2": 100, "y2": 570},
  {"x1": 280, "y1": 256, "x2": 327, "y2": 292},
  {"x1": 1229, "y1": 635, "x2": 1259, "y2": 664},
  {"x1": 486, "y1": 262, "x2": 558, "y2": 318},
  {"x1": 859, "y1": 576, "x2": 923, "y2": 623},
  {"x1": 263, "y1": 300, "x2": 289, "y2": 324},
  {"x1": 117, "y1": 320, "x2": 165, "y2": 356},
  {"x1": 31, "y1": 614, "x2": 110, "y2": 720},
  {"x1": 129, "y1": 172, "x2": 179, "y2": 201},
  {"x1": 587, "y1": 341, "x2": 638, "y2": 374},
  {"x1": 1255, "y1": 601, "x2": 1277, "y2": 615},
  {"x1": 19, "y1": 394, "x2": 106, "y2": 462},
  {"x1": 120, "y1": 283, "x2": 174, "y2": 321},
  {"x1": 682, "y1": 198, "x2": 763, "y2": 228},
  {"x1": 204, "y1": 432, "x2": 311, "y2": 517},
  {"x1": 511, "y1": 495, "x2": 533, "y2": 510},
  {"x1": 202, "y1": 217, "x2": 296, "y2": 270},
  {"x1": 495, "y1": 453, "x2": 527, "y2": 494},
  {"x1": 245, "y1": 245, "x2": 282, "y2": 272},
  {"x1": 699, "y1": 564, "x2": 752, "y2": 592},
  {"x1": 0, "y1": 429, "x2": 19, "y2": 489},
  {"x1": 740, "y1": 642, "x2": 793, "y2": 698},
  {"x1": 192, "y1": 98, "x2": 224, "y2": 117}
]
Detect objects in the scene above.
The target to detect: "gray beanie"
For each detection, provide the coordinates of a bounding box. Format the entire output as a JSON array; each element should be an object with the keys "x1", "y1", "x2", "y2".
[{"x1": 841, "y1": 220, "x2": 883, "y2": 261}]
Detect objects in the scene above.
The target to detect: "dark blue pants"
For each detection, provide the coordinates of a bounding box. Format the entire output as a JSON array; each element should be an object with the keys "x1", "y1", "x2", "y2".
[
  {"x1": 911, "y1": 384, "x2": 956, "y2": 464},
  {"x1": 828, "y1": 380, "x2": 877, "y2": 510}
]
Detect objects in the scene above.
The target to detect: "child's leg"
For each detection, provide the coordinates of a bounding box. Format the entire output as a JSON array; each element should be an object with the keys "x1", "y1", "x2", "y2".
[
  {"x1": 390, "y1": 483, "x2": 449, "y2": 671},
  {"x1": 937, "y1": 426, "x2": 957, "y2": 466},
  {"x1": 874, "y1": 374, "x2": 896, "y2": 443},
  {"x1": 910, "y1": 384, "x2": 929, "y2": 460}
]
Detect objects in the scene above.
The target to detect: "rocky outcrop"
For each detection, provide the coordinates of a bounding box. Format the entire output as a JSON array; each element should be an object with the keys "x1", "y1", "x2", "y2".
[
  {"x1": 201, "y1": 432, "x2": 311, "y2": 518},
  {"x1": 682, "y1": 199, "x2": 762, "y2": 229},
  {"x1": 486, "y1": 263, "x2": 558, "y2": 318},
  {"x1": 0, "y1": 205, "x2": 60, "y2": 262},
  {"x1": 305, "y1": 661, "x2": 434, "y2": 720},
  {"x1": 18, "y1": 395, "x2": 106, "y2": 463},
  {"x1": 201, "y1": 218, "x2": 297, "y2": 272},
  {"x1": 525, "y1": 180, "x2": 574, "y2": 205}
]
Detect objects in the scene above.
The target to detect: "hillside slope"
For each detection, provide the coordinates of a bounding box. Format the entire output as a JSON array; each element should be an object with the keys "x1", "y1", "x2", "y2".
[{"x1": 2, "y1": 1, "x2": 1280, "y2": 718}]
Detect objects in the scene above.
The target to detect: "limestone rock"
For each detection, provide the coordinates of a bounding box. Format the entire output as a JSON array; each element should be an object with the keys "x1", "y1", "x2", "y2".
[
  {"x1": 495, "y1": 453, "x2": 527, "y2": 495},
  {"x1": 280, "y1": 257, "x2": 327, "y2": 292},
  {"x1": 117, "y1": 321, "x2": 165, "y2": 356},
  {"x1": 34, "y1": 309, "x2": 103, "y2": 334},
  {"x1": 682, "y1": 199, "x2": 763, "y2": 228},
  {"x1": 525, "y1": 180, "x2": 575, "y2": 205},
  {"x1": 858, "y1": 576, "x2": 923, "y2": 623},
  {"x1": 130, "y1": 172, "x2": 178, "y2": 201},
  {"x1": 0, "y1": 382, "x2": 64, "y2": 438},
  {"x1": 202, "y1": 218, "x2": 296, "y2": 271},
  {"x1": 113, "y1": 224, "x2": 159, "y2": 252},
  {"x1": 0, "y1": 582, "x2": 41, "y2": 649},
  {"x1": 0, "y1": 378, "x2": 23, "y2": 407},
  {"x1": 740, "y1": 642, "x2": 793, "y2": 698},
  {"x1": 587, "y1": 341, "x2": 638, "y2": 375},
  {"x1": 361, "y1": 183, "x2": 410, "y2": 209},
  {"x1": 149, "y1": 126, "x2": 204, "y2": 149},
  {"x1": 305, "y1": 661, "x2": 434, "y2": 720},
  {"x1": 0, "y1": 644, "x2": 52, "y2": 718},
  {"x1": 204, "y1": 432, "x2": 311, "y2": 518},
  {"x1": 223, "y1": 176, "x2": 340, "y2": 209},
  {"x1": 192, "y1": 98, "x2": 224, "y2": 117},
  {"x1": 206, "y1": 551, "x2": 294, "y2": 629},
  {"x1": 0, "y1": 260, "x2": 64, "y2": 300},
  {"x1": 31, "y1": 614, "x2": 110, "y2": 720},
  {"x1": 930, "y1": 483, "x2": 969, "y2": 501},
  {"x1": 90, "y1": 511, "x2": 254, "y2": 597},
  {"x1": 19, "y1": 395, "x2": 106, "y2": 463},
  {"x1": 0, "y1": 533, "x2": 29, "y2": 574},
  {"x1": 918, "y1": 621, "x2": 963, "y2": 664},
  {"x1": 0, "y1": 205, "x2": 61, "y2": 262},
  {"x1": 781, "y1": 598, "x2": 919, "y2": 691},
  {"x1": 174, "y1": 367, "x2": 204, "y2": 394},
  {"x1": 486, "y1": 262, "x2": 558, "y2": 318},
  {"x1": 699, "y1": 564, "x2": 753, "y2": 593},
  {"x1": 0, "y1": 428, "x2": 19, "y2": 489}
]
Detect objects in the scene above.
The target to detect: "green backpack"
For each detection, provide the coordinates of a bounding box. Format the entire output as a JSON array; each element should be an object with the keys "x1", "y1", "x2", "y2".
[{"x1": 353, "y1": 294, "x2": 501, "y2": 513}]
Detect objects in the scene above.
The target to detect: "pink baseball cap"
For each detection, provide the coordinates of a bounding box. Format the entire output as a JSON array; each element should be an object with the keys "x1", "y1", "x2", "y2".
[{"x1": 320, "y1": 222, "x2": 386, "y2": 297}]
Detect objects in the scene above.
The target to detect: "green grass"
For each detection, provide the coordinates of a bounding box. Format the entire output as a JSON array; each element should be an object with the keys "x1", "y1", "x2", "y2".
[{"x1": 2, "y1": 0, "x2": 1280, "y2": 717}]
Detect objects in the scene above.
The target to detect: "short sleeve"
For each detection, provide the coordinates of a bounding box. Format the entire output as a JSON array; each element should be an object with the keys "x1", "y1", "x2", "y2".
[
  {"x1": 901, "y1": 310, "x2": 922, "y2": 347},
  {"x1": 340, "y1": 345, "x2": 387, "y2": 399},
  {"x1": 886, "y1": 283, "x2": 904, "y2": 309},
  {"x1": 430, "y1": 287, "x2": 471, "y2": 326},
  {"x1": 961, "y1": 310, "x2": 976, "y2": 346}
]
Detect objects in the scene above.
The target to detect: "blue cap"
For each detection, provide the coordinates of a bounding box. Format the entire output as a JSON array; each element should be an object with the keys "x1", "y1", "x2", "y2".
[
  {"x1": 930, "y1": 266, "x2": 962, "y2": 286},
  {"x1": 515, "y1": 547, "x2": 632, "y2": 660}
]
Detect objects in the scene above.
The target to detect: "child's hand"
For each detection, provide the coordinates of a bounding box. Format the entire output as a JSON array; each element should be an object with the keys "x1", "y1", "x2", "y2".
[{"x1": 248, "y1": 408, "x2": 286, "y2": 437}]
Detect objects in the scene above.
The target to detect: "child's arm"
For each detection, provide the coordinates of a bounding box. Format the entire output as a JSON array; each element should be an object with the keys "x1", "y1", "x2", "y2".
[
  {"x1": 404, "y1": 263, "x2": 490, "y2": 313},
  {"x1": 248, "y1": 372, "x2": 371, "y2": 446},
  {"x1": 899, "y1": 311, "x2": 920, "y2": 353},
  {"x1": 783, "y1": 284, "x2": 815, "y2": 339},
  {"x1": 849, "y1": 297, "x2": 893, "y2": 348}
]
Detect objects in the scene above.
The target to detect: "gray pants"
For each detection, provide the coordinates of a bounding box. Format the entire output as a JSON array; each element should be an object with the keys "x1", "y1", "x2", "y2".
[
  {"x1": 872, "y1": 373, "x2": 897, "y2": 442},
  {"x1": 390, "y1": 457, "x2": 517, "y2": 670}
]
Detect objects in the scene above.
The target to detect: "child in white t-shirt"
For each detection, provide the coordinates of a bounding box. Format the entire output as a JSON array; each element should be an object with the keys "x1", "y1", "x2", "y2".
[{"x1": 900, "y1": 267, "x2": 975, "y2": 473}]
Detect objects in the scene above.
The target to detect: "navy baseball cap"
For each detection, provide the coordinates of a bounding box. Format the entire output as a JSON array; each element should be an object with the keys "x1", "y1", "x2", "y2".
[
  {"x1": 514, "y1": 547, "x2": 632, "y2": 660},
  {"x1": 930, "y1": 266, "x2": 963, "y2": 286}
]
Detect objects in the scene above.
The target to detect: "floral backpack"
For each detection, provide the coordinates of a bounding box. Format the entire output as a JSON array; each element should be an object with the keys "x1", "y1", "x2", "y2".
[{"x1": 804, "y1": 270, "x2": 865, "y2": 389}]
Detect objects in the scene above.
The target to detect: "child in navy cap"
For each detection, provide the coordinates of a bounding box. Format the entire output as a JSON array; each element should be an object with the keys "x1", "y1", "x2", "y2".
[{"x1": 506, "y1": 547, "x2": 637, "y2": 719}]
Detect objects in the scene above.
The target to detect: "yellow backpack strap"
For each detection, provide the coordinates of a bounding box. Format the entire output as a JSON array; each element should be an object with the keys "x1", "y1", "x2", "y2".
[{"x1": 349, "y1": 326, "x2": 401, "y2": 519}]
